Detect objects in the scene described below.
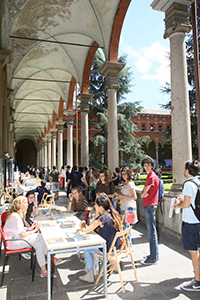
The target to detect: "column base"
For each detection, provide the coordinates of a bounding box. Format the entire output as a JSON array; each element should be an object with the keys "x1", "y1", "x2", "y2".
[{"x1": 168, "y1": 183, "x2": 183, "y2": 196}]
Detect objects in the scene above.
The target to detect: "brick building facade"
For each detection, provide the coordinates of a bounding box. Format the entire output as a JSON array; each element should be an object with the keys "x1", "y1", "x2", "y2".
[{"x1": 131, "y1": 109, "x2": 172, "y2": 168}]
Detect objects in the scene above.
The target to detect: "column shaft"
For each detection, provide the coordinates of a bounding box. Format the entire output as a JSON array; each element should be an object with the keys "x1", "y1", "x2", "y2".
[
  {"x1": 58, "y1": 130, "x2": 63, "y2": 169},
  {"x1": 51, "y1": 129, "x2": 57, "y2": 167},
  {"x1": 108, "y1": 88, "x2": 118, "y2": 172},
  {"x1": 81, "y1": 111, "x2": 89, "y2": 167},
  {"x1": 67, "y1": 123, "x2": 73, "y2": 167},
  {"x1": 170, "y1": 32, "x2": 192, "y2": 185},
  {"x1": 99, "y1": 62, "x2": 124, "y2": 172}
]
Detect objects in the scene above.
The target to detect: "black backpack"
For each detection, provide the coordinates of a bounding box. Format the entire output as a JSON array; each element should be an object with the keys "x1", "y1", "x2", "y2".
[{"x1": 183, "y1": 179, "x2": 200, "y2": 221}]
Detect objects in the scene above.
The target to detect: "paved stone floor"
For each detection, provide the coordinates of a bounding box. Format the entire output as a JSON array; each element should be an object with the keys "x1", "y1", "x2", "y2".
[{"x1": 0, "y1": 191, "x2": 199, "y2": 300}]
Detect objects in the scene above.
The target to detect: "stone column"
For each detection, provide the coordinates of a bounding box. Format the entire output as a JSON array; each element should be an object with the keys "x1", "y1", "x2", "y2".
[
  {"x1": 43, "y1": 138, "x2": 48, "y2": 168},
  {"x1": 155, "y1": 145, "x2": 159, "y2": 171},
  {"x1": 41, "y1": 141, "x2": 45, "y2": 167},
  {"x1": 36, "y1": 146, "x2": 39, "y2": 167},
  {"x1": 46, "y1": 133, "x2": 52, "y2": 170},
  {"x1": 77, "y1": 94, "x2": 93, "y2": 167},
  {"x1": 151, "y1": 0, "x2": 193, "y2": 190},
  {"x1": 99, "y1": 62, "x2": 125, "y2": 172},
  {"x1": 64, "y1": 110, "x2": 75, "y2": 168},
  {"x1": 38, "y1": 144, "x2": 42, "y2": 167},
  {"x1": 50, "y1": 128, "x2": 57, "y2": 167},
  {"x1": 56, "y1": 121, "x2": 65, "y2": 170}
]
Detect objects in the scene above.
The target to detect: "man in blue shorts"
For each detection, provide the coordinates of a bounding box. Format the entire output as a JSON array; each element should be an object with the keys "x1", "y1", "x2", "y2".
[{"x1": 173, "y1": 160, "x2": 200, "y2": 292}]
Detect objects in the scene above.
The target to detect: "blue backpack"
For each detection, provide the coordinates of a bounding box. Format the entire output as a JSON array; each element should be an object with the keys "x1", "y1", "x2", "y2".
[
  {"x1": 158, "y1": 178, "x2": 165, "y2": 202},
  {"x1": 158, "y1": 178, "x2": 165, "y2": 214}
]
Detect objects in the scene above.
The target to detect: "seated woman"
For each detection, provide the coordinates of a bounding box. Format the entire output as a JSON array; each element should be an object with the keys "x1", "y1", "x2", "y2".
[
  {"x1": 3, "y1": 196, "x2": 62, "y2": 278},
  {"x1": 24, "y1": 191, "x2": 40, "y2": 227},
  {"x1": 67, "y1": 186, "x2": 88, "y2": 220},
  {"x1": 79, "y1": 193, "x2": 121, "y2": 283}
]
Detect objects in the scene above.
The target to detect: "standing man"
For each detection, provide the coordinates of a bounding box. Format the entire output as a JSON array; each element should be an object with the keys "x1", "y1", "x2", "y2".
[
  {"x1": 173, "y1": 160, "x2": 200, "y2": 292},
  {"x1": 66, "y1": 165, "x2": 71, "y2": 196},
  {"x1": 49, "y1": 166, "x2": 60, "y2": 200},
  {"x1": 141, "y1": 156, "x2": 159, "y2": 265}
]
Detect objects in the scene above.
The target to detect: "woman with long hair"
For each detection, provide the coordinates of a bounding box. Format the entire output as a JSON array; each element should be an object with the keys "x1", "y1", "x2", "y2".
[
  {"x1": 79, "y1": 193, "x2": 121, "y2": 283},
  {"x1": 115, "y1": 167, "x2": 137, "y2": 247},
  {"x1": 3, "y1": 196, "x2": 62, "y2": 278},
  {"x1": 67, "y1": 186, "x2": 88, "y2": 220},
  {"x1": 95, "y1": 169, "x2": 116, "y2": 199}
]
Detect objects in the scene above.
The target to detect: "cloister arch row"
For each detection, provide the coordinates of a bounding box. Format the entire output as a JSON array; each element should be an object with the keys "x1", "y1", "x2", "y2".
[
  {"x1": 0, "y1": 0, "x2": 194, "y2": 189},
  {"x1": 1, "y1": 0, "x2": 130, "y2": 173}
]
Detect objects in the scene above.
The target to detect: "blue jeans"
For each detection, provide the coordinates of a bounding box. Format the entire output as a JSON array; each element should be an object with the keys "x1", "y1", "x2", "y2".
[
  {"x1": 143, "y1": 205, "x2": 158, "y2": 261},
  {"x1": 120, "y1": 209, "x2": 132, "y2": 247},
  {"x1": 84, "y1": 248, "x2": 102, "y2": 271}
]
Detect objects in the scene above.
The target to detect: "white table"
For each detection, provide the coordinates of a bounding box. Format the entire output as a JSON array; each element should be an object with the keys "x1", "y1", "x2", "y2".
[{"x1": 39, "y1": 216, "x2": 107, "y2": 300}]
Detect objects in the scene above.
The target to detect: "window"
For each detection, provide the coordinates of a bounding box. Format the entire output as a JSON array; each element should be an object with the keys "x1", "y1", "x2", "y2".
[
  {"x1": 142, "y1": 124, "x2": 145, "y2": 131},
  {"x1": 167, "y1": 126, "x2": 170, "y2": 131},
  {"x1": 150, "y1": 125, "x2": 154, "y2": 131},
  {"x1": 159, "y1": 125, "x2": 162, "y2": 131}
]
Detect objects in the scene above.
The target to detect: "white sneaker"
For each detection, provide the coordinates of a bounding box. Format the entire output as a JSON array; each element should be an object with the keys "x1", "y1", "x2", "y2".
[
  {"x1": 21, "y1": 253, "x2": 31, "y2": 260},
  {"x1": 79, "y1": 272, "x2": 94, "y2": 283}
]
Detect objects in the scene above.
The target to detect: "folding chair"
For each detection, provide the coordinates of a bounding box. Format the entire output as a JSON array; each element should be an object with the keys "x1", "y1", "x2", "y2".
[
  {"x1": 46, "y1": 193, "x2": 55, "y2": 206},
  {"x1": 95, "y1": 227, "x2": 138, "y2": 293},
  {"x1": 115, "y1": 214, "x2": 125, "y2": 231},
  {"x1": 4, "y1": 188, "x2": 13, "y2": 202},
  {"x1": 0, "y1": 225, "x2": 35, "y2": 286},
  {"x1": 39, "y1": 192, "x2": 48, "y2": 208}
]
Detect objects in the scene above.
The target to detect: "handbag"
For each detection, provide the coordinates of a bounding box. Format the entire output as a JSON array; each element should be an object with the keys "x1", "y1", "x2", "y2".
[
  {"x1": 125, "y1": 206, "x2": 135, "y2": 224},
  {"x1": 125, "y1": 202, "x2": 138, "y2": 224}
]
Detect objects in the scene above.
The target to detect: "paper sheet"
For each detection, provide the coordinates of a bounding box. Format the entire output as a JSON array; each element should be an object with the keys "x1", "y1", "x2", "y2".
[{"x1": 169, "y1": 197, "x2": 176, "y2": 218}]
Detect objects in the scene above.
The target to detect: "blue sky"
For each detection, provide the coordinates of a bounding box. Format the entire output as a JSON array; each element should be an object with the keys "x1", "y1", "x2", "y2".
[{"x1": 119, "y1": 0, "x2": 171, "y2": 110}]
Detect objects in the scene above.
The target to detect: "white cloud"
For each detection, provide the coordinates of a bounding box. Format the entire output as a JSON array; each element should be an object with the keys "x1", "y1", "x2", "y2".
[{"x1": 119, "y1": 38, "x2": 170, "y2": 85}]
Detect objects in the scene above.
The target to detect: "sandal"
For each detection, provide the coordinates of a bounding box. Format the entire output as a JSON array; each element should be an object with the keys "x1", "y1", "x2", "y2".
[
  {"x1": 40, "y1": 271, "x2": 57, "y2": 279},
  {"x1": 53, "y1": 258, "x2": 65, "y2": 266}
]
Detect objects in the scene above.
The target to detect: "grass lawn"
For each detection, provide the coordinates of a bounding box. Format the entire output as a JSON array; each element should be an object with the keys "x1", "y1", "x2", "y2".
[{"x1": 136, "y1": 183, "x2": 172, "y2": 191}]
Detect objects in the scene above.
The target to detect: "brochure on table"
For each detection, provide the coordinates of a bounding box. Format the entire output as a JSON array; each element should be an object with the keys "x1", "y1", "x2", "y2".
[{"x1": 39, "y1": 215, "x2": 105, "y2": 250}]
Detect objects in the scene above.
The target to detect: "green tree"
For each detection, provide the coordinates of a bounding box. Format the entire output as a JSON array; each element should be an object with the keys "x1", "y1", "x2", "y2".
[{"x1": 88, "y1": 50, "x2": 146, "y2": 169}]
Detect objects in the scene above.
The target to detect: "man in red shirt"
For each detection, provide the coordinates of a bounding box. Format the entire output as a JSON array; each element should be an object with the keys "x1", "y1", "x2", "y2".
[{"x1": 141, "y1": 156, "x2": 159, "y2": 265}]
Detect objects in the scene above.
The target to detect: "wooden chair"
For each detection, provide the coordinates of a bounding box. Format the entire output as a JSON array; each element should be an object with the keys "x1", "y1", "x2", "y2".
[
  {"x1": 4, "y1": 188, "x2": 13, "y2": 202},
  {"x1": 39, "y1": 192, "x2": 48, "y2": 208},
  {"x1": 46, "y1": 193, "x2": 55, "y2": 206},
  {"x1": 0, "y1": 225, "x2": 35, "y2": 286},
  {"x1": 115, "y1": 214, "x2": 125, "y2": 231},
  {"x1": 95, "y1": 227, "x2": 138, "y2": 293}
]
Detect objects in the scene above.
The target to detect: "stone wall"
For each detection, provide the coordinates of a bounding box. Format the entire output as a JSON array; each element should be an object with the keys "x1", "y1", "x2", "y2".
[{"x1": 136, "y1": 188, "x2": 182, "y2": 237}]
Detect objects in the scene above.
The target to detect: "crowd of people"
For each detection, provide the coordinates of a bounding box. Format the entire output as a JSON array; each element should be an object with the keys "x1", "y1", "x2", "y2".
[{"x1": 2, "y1": 157, "x2": 200, "y2": 292}]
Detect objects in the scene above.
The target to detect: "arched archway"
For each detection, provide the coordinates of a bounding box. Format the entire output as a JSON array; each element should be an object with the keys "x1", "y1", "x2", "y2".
[{"x1": 16, "y1": 139, "x2": 37, "y2": 171}]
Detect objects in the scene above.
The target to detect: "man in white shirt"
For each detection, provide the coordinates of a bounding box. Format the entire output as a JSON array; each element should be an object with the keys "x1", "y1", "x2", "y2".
[{"x1": 174, "y1": 160, "x2": 200, "y2": 292}]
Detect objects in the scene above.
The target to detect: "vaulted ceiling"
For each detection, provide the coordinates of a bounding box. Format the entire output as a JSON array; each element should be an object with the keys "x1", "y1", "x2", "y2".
[{"x1": 2, "y1": 0, "x2": 131, "y2": 145}]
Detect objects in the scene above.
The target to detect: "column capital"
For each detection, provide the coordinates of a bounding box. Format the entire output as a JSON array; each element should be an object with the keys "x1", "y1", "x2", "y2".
[
  {"x1": 43, "y1": 137, "x2": 48, "y2": 144},
  {"x1": 151, "y1": 0, "x2": 193, "y2": 12},
  {"x1": 153, "y1": 1, "x2": 192, "y2": 39},
  {"x1": 77, "y1": 94, "x2": 94, "y2": 113},
  {"x1": 50, "y1": 128, "x2": 57, "y2": 138},
  {"x1": 99, "y1": 61, "x2": 125, "y2": 90},
  {"x1": 0, "y1": 49, "x2": 11, "y2": 67},
  {"x1": 64, "y1": 110, "x2": 75, "y2": 124},
  {"x1": 46, "y1": 133, "x2": 52, "y2": 141},
  {"x1": 55, "y1": 121, "x2": 65, "y2": 132}
]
